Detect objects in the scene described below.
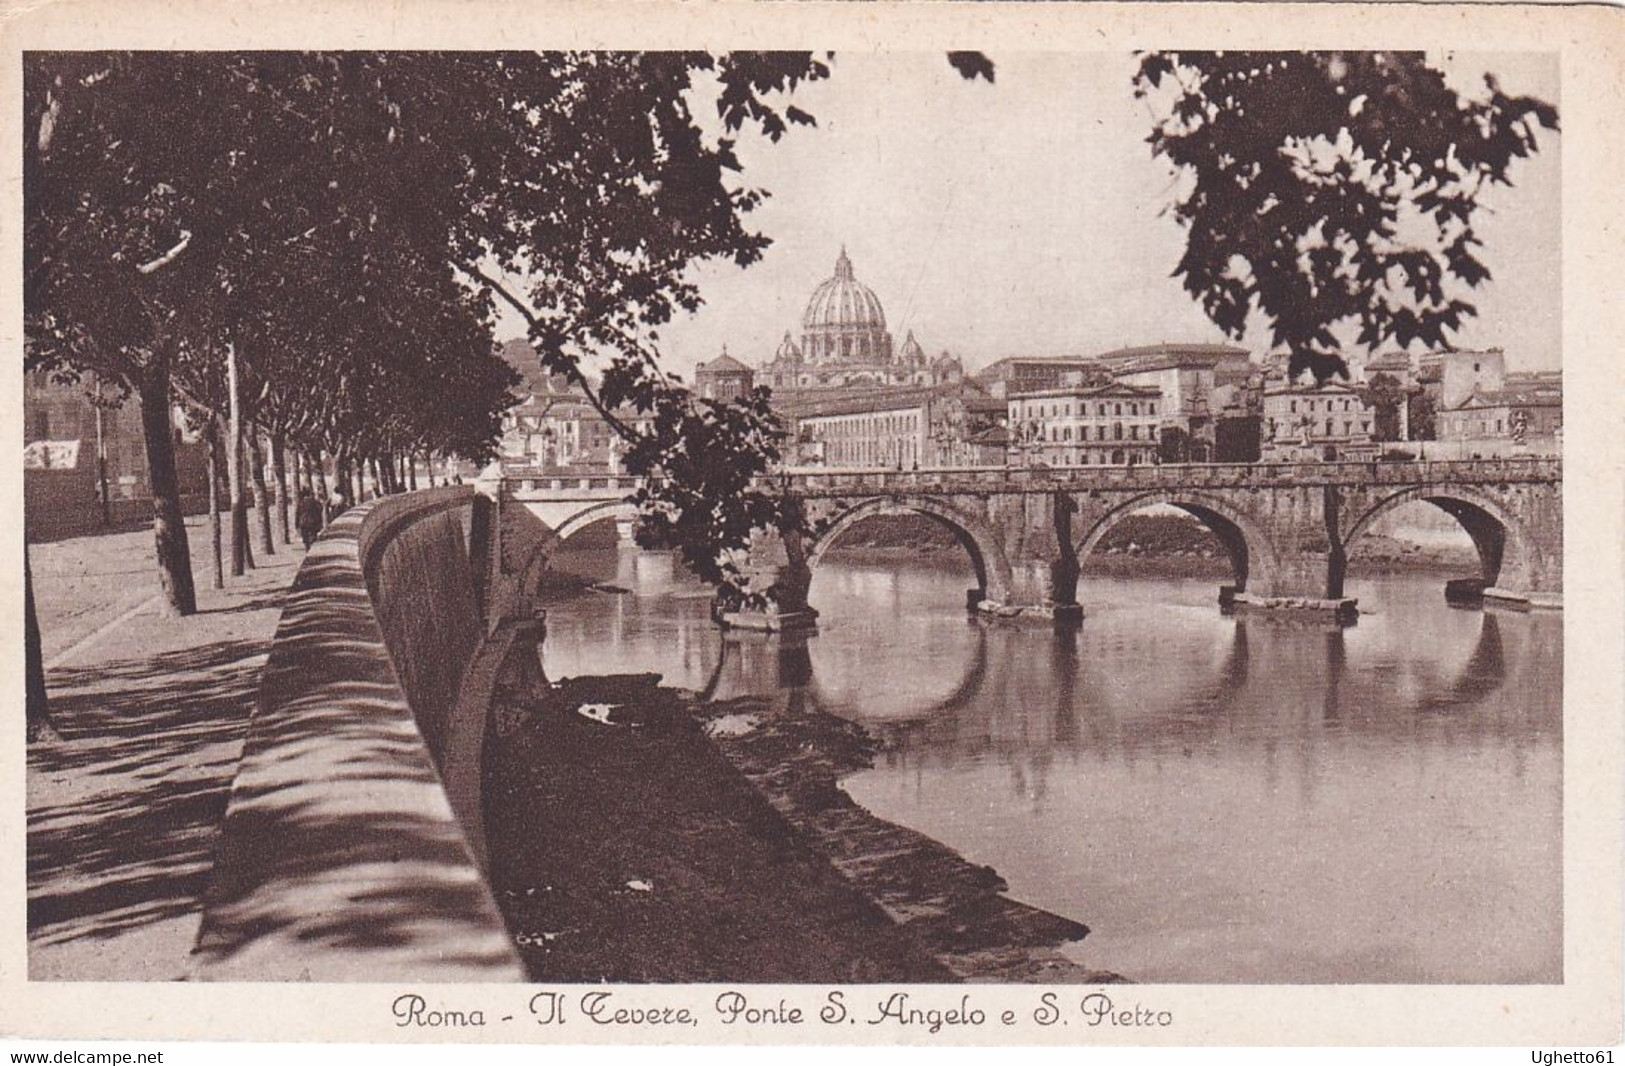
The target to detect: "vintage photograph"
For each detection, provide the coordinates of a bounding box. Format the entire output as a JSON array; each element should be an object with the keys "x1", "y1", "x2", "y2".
[{"x1": 9, "y1": 6, "x2": 1611, "y2": 1045}]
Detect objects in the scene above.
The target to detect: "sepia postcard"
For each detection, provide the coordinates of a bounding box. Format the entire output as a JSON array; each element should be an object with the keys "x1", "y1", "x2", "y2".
[{"x1": 2, "y1": 0, "x2": 1621, "y2": 1051}]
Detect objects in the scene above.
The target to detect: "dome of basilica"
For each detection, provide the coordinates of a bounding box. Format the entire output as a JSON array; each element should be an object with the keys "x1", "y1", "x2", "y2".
[{"x1": 800, "y1": 248, "x2": 892, "y2": 364}]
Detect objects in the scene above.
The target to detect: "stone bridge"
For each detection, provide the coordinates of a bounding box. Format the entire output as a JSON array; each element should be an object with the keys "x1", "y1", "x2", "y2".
[{"x1": 481, "y1": 458, "x2": 1562, "y2": 630}]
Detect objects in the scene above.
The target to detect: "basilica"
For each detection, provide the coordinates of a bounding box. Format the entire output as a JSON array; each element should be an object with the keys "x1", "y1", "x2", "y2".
[{"x1": 754, "y1": 248, "x2": 964, "y2": 396}]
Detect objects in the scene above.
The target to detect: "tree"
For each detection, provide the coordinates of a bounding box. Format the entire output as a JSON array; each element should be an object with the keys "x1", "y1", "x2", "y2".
[
  {"x1": 1215, "y1": 415, "x2": 1263, "y2": 463},
  {"x1": 25, "y1": 54, "x2": 525, "y2": 613},
  {"x1": 26, "y1": 51, "x2": 991, "y2": 616},
  {"x1": 1134, "y1": 52, "x2": 1558, "y2": 384},
  {"x1": 454, "y1": 51, "x2": 992, "y2": 604},
  {"x1": 1408, "y1": 390, "x2": 1438, "y2": 441},
  {"x1": 1158, "y1": 425, "x2": 1192, "y2": 463},
  {"x1": 1358, "y1": 370, "x2": 1407, "y2": 441},
  {"x1": 25, "y1": 547, "x2": 57, "y2": 743}
]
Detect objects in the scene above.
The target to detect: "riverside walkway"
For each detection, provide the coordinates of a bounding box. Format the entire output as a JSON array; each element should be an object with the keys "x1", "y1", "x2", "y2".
[{"x1": 26, "y1": 514, "x2": 299, "y2": 979}]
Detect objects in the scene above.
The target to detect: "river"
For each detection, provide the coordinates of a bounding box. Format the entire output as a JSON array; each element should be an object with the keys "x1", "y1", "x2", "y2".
[{"x1": 533, "y1": 544, "x2": 1563, "y2": 984}]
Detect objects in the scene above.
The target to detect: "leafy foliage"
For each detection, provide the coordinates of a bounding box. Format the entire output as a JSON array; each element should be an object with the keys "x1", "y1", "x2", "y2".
[
  {"x1": 1356, "y1": 370, "x2": 1407, "y2": 441},
  {"x1": 26, "y1": 50, "x2": 994, "y2": 609},
  {"x1": 1157, "y1": 425, "x2": 1192, "y2": 463},
  {"x1": 1135, "y1": 51, "x2": 1558, "y2": 383}
]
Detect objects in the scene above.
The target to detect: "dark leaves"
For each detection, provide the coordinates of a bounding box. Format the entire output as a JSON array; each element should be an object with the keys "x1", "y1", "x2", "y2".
[{"x1": 1134, "y1": 50, "x2": 1557, "y2": 383}]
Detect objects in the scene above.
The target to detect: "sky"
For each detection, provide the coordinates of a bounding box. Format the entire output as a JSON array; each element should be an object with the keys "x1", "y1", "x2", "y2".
[{"x1": 496, "y1": 51, "x2": 1562, "y2": 380}]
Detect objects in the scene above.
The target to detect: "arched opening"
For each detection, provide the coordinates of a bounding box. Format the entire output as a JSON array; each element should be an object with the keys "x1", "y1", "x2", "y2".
[
  {"x1": 810, "y1": 506, "x2": 989, "y2": 598},
  {"x1": 1077, "y1": 494, "x2": 1276, "y2": 606},
  {"x1": 1340, "y1": 490, "x2": 1516, "y2": 604},
  {"x1": 514, "y1": 501, "x2": 720, "y2": 690},
  {"x1": 806, "y1": 497, "x2": 1014, "y2": 614}
]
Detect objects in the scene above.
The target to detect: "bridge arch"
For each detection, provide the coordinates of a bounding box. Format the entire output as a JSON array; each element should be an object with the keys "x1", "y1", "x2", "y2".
[
  {"x1": 806, "y1": 495, "x2": 1016, "y2": 603},
  {"x1": 1075, "y1": 490, "x2": 1284, "y2": 594},
  {"x1": 508, "y1": 499, "x2": 642, "y2": 620},
  {"x1": 1340, "y1": 485, "x2": 1531, "y2": 590}
]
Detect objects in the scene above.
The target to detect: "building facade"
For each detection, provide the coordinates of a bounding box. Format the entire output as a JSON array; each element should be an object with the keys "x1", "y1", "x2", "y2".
[
  {"x1": 1007, "y1": 383, "x2": 1164, "y2": 466},
  {"x1": 1103, "y1": 345, "x2": 1247, "y2": 459},
  {"x1": 499, "y1": 389, "x2": 654, "y2": 473},
  {"x1": 1435, "y1": 377, "x2": 1562, "y2": 457},
  {"x1": 1261, "y1": 381, "x2": 1380, "y2": 461},
  {"x1": 786, "y1": 382, "x2": 1004, "y2": 469},
  {"x1": 974, "y1": 356, "x2": 1109, "y2": 399},
  {"x1": 693, "y1": 351, "x2": 755, "y2": 401},
  {"x1": 24, "y1": 369, "x2": 209, "y2": 538}
]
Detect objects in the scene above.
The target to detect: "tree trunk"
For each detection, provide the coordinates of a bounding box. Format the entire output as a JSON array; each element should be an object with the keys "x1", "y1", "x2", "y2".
[
  {"x1": 368, "y1": 456, "x2": 383, "y2": 499},
  {"x1": 248, "y1": 431, "x2": 274, "y2": 556},
  {"x1": 138, "y1": 368, "x2": 198, "y2": 615},
  {"x1": 26, "y1": 544, "x2": 57, "y2": 743},
  {"x1": 227, "y1": 343, "x2": 249, "y2": 576},
  {"x1": 235, "y1": 426, "x2": 256, "y2": 572},
  {"x1": 94, "y1": 397, "x2": 111, "y2": 527},
  {"x1": 408, "y1": 452, "x2": 419, "y2": 491},
  {"x1": 270, "y1": 433, "x2": 291, "y2": 545},
  {"x1": 207, "y1": 417, "x2": 224, "y2": 590}
]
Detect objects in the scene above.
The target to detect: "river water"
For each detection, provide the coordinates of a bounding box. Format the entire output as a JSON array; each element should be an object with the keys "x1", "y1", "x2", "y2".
[{"x1": 534, "y1": 545, "x2": 1563, "y2": 984}]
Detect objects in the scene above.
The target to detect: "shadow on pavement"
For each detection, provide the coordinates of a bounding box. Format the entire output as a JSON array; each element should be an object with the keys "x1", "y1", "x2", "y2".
[{"x1": 28, "y1": 636, "x2": 267, "y2": 956}]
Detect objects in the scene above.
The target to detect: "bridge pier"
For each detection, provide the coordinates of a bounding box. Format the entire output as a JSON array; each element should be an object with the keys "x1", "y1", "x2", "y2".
[
  {"x1": 1226, "y1": 487, "x2": 1361, "y2": 624},
  {"x1": 715, "y1": 529, "x2": 819, "y2": 634},
  {"x1": 969, "y1": 492, "x2": 1083, "y2": 625},
  {"x1": 973, "y1": 556, "x2": 1083, "y2": 624},
  {"x1": 1227, "y1": 547, "x2": 1362, "y2": 623}
]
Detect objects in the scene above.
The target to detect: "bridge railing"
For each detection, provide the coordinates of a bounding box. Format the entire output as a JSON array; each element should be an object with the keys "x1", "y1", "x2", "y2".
[
  {"x1": 498, "y1": 469, "x2": 646, "y2": 494},
  {"x1": 770, "y1": 457, "x2": 1559, "y2": 495},
  {"x1": 497, "y1": 456, "x2": 1559, "y2": 498}
]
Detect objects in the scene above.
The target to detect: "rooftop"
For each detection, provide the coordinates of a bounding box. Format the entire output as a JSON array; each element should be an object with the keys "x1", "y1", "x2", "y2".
[
  {"x1": 1453, "y1": 383, "x2": 1563, "y2": 410},
  {"x1": 1009, "y1": 381, "x2": 1162, "y2": 402},
  {"x1": 1095, "y1": 342, "x2": 1251, "y2": 372},
  {"x1": 697, "y1": 352, "x2": 751, "y2": 375},
  {"x1": 781, "y1": 380, "x2": 991, "y2": 420}
]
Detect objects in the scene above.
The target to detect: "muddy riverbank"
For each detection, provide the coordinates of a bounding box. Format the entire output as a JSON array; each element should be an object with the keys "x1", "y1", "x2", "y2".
[{"x1": 482, "y1": 670, "x2": 1121, "y2": 983}]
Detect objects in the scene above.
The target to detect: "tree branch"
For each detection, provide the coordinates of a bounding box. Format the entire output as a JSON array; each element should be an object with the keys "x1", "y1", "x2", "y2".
[
  {"x1": 136, "y1": 230, "x2": 192, "y2": 274},
  {"x1": 454, "y1": 259, "x2": 645, "y2": 447}
]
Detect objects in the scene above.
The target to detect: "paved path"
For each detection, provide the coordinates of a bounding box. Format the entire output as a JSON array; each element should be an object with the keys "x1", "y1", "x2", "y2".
[{"x1": 26, "y1": 514, "x2": 302, "y2": 980}]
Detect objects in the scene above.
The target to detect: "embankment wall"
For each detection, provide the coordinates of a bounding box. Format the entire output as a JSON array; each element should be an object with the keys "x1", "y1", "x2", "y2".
[{"x1": 193, "y1": 487, "x2": 522, "y2": 981}]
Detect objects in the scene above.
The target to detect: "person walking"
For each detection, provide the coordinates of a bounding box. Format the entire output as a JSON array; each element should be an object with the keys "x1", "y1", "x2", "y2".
[{"x1": 295, "y1": 488, "x2": 324, "y2": 550}]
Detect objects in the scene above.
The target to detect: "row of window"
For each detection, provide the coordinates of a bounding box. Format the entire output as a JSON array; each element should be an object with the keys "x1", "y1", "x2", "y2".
[
  {"x1": 1284, "y1": 397, "x2": 1361, "y2": 414},
  {"x1": 1268, "y1": 418, "x2": 1371, "y2": 438},
  {"x1": 808, "y1": 412, "x2": 923, "y2": 437},
  {"x1": 1440, "y1": 414, "x2": 1560, "y2": 437},
  {"x1": 1047, "y1": 423, "x2": 1146, "y2": 442},
  {"x1": 1015, "y1": 400, "x2": 1158, "y2": 419},
  {"x1": 824, "y1": 438, "x2": 921, "y2": 465}
]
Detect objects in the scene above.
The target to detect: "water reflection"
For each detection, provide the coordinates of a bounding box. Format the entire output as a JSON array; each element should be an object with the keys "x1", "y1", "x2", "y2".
[{"x1": 534, "y1": 548, "x2": 1562, "y2": 984}]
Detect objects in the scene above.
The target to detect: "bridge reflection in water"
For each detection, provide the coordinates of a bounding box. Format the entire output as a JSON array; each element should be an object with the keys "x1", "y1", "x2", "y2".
[{"x1": 534, "y1": 549, "x2": 1561, "y2": 985}]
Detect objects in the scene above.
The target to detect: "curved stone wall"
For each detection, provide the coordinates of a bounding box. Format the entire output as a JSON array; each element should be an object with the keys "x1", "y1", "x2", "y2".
[{"x1": 194, "y1": 487, "x2": 523, "y2": 981}]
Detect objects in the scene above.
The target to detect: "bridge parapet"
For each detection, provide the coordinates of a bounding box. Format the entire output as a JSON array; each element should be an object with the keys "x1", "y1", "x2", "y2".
[
  {"x1": 494, "y1": 458, "x2": 1560, "y2": 503},
  {"x1": 770, "y1": 458, "x2": 1560, "y2": 498}
]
